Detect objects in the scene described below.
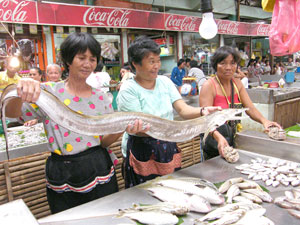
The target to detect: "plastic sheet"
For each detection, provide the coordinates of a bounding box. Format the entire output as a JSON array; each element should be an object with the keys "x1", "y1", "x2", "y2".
[{"x1": 269, "y1": 0, "x2": 300, "y2": 56}]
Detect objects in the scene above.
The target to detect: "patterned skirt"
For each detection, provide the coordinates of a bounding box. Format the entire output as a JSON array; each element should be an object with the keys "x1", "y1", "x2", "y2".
[{"x1": 124, "y1": 135, "x2": 181, "y2": 188}]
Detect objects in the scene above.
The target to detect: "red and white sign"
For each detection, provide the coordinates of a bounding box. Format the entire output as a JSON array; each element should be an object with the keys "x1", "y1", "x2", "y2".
[{"x1": 0, "y1": 0, "x2": 270, "y2": 36}]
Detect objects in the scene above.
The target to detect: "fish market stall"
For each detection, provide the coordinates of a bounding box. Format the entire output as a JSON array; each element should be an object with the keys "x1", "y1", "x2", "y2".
[
  {"x1": 0, "y1": 123, "x2": 48, "y2": 161},
  {"x1": 236, "y1": 130, "x2": 300, "y2": 162},
  {"x1": 38, "y1": 150, "x2": 299, "y2": 225}
]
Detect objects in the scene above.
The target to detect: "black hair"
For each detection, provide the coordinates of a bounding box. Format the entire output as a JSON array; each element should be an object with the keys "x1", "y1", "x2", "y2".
[
  {"x1": 121, "y1": 62, "x2": 132, "y2": 71},
  {"x1": 177, "y1": 58, "x2": 185, "y2": 67},
  {"x1": 94, "y1": 61, "x2": 104, "y2": 72},
  {"x1": 30, "y1": 67, "x2": 42, "y2": 75},
  {"x1": 211, "y1": 46, "x2": 240, "y2": 71},
  {"x1": 128, "y1": 36, "x2": 161, "y2": 71},
  {"x1": 185, "y1": 58, "x2": 191, "y2": 63},
  {"x1": 60, "y1": 32, "x2": 101, "y2": 72},
  {"x1": 189, "y1": 60, "x2": 198, "y2": 68}
]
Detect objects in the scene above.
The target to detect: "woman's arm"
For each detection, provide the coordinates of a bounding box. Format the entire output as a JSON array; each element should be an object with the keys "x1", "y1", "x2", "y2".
[
  {"x1": 236, "y1": 78, "x2": 281, "y2": 130},
  {"x1": 199, "y1": 79, "x2": 228, "y2": 157}
]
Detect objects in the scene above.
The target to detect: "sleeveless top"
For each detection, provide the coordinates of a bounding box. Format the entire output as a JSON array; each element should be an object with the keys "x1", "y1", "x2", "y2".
[{"x1": 209, "y1": 78, "x2": 241, "y2": 109}]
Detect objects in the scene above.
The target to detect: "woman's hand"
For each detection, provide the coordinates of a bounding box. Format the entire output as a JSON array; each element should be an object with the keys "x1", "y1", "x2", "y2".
[
  {"x1": 24, "y1": 119, "x2": 38, "y2": 127},
  {"x1": 201, "y1": 106, "x2": 222, "y2": 116},
  {"x1": 126, "y1": 119, "x2": 150, "y2": 135},
  {"x1": 17, "y1": 78, "x2": 41, "y2": 103},
  {"x1": 211, "y1": 130, "x2": 229, "y2": 158},
  {"x1": 262, "y1": 120, "x2": 282, "y2": 132}
]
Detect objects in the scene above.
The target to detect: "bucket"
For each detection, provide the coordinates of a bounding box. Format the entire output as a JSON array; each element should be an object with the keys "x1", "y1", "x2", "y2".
[{"x1": 285, "y1": 72, "x2": 295, "y2": 83}]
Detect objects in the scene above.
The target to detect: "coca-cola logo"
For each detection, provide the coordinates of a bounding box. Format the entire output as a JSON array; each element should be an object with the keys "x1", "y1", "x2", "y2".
[
  {"x1": 257, "y1": 24, "x2": 269, "y2": 36},
  {"x1": 0, "y1": 0, "x2": 29, "y2": 22},
  {"x1": 83, "y1": 7, "x2": 130, "y2": 27},
  {"x1": 217, "y1": 21, "x2": 239, "y2": 35},
  {"x1": 165, "y1": 15, "x2": 196, "y2": 31}
]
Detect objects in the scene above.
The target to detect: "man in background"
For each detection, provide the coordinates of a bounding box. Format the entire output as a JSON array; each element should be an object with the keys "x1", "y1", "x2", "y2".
[{"x1": 0, "y1": 56, "x2": 21, "y2": 92}]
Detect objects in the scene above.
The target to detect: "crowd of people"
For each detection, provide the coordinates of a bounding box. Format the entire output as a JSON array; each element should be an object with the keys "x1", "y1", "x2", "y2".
[{"x1": 1, "y1": 32, "x2": 290, "y2": 215}]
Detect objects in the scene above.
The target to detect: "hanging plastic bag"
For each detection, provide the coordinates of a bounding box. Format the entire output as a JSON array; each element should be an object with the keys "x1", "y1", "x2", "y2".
[
  {"x1": 261, "y1": 0, "x2": 276, "y2": 12},
  {"x1": 269, "y1": 0, "x2": 300, "y2": 56}
]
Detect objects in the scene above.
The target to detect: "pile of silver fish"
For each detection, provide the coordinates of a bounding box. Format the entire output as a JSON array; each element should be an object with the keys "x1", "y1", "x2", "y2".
[
  {"x1": 223, "y1": 146, "x2": 239, "y2": 163},
  {"x1": 194, "y1": 202, "x2": 274, "y2": 225},
  {"x1": 218, "y1": 177, "x2": 273, "y2": 204},
  {"x1": 117, "y1": 202, "x2": 189, "y2": 225},
  {"x1": 146, "y1": 177, "x2": 225, "y2": 213},
  {"x1": 274, "y1": 188, "x2": 300, "y2": 219},
  {"x1": 235, "y1": 157, "x2": 300, "y2": 187}
]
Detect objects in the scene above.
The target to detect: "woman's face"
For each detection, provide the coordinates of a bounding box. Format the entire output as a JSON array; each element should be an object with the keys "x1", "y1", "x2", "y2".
[
  {"x1": 120, "y1": 68, "x2": 130, "y2": 78},
  {"x1": 68, "y1": 49, "x2": 97, "y2": 80},
  {"x1": 217, "y1": 54, "x2": 237, "y2": 78},
  {"x1": 47, "y1": 66, "x2": 61, "y2": 82},
  {"x1": 29, "y1": 69, "x2": 41, "y2": 81},
  {"x1": 133, "y1": 52, "x2": 161, "y2": 81}
]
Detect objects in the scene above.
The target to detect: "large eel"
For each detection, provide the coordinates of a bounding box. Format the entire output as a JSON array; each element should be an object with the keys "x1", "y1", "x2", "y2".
[{"x1": 0, "y1": 84, "x2": 247, "y2": 160}]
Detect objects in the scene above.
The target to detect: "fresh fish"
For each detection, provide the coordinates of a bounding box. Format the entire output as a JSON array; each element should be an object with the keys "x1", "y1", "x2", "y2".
[
  {"x1": 147, "y1": 186, "x2": 211, "y2": 213},
  {"x1": 226, "y1": 184, "x2": 240, "y2": 203},
  {"x1": 154, "y1": 179, "x2": 224, "y2": 205},
  {"x1": 242, "y1": 188, "x2": 273, "y2": 203},
  {"x1": 274, "y1": 196, "x2": 294, "y2": 209},
  {"x1": 240, "y1": 192, "x2": 263, "y2": 204},
  {"x1": 117, "y1": 209, "x2": 179, "y2": 225},
  {"x1": 218, "y1": 177, "x2": 244, "y2": 194},
  {"x1": 235, "y1": 208, "x2": 266, "y2": 224},
  {"x1": 235, "y1": 216, "x2": 274, "y2": 225},
  {"x1": 196, "y1": 203, "x2": 240, "y2": 222},
  {"x1": 236, "y1": 182, "x2": 257, "y2": 190},
  {"x1": 232, "y1": 196, "x2": 253, "y2": 204},
  {"x1": 287, "y1": 209, "x2": 300, "y2": 219},
  {"x1": 0, "y1": 84, "x2": 247, "y2": 160},
  {"x1": 175, "y1": 177, "x2": 219, "y2": 191},
  {"x1": 234, "y1": 202, "x2": 263, "y2": 211},
  {"x1": 209, "y1": 208, "x2": 246, "y2": 225},
  {"x1": 130, "y1": 202, "x2": 189, "y2": 216}
]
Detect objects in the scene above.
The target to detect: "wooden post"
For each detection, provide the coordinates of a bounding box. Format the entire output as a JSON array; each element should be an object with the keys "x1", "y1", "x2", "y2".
[
  {"x1": 50, "y1": 26, "x2": 56, "y2": 64},
  {"x1": 4, "y1": 162, "x2": 13, "y2": 202}
]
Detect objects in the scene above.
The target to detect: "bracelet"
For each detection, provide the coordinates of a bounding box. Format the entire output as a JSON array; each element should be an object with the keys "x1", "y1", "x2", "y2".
[{"x1": 200, "y1": 107, "x2": 205, "y2": 116}]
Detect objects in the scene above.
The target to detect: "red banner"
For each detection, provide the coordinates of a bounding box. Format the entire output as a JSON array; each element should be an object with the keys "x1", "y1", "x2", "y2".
[
  {"x1": 0, "y1": 0, "x2": 37, "y2": 24},
  {"x1": 0, "y1": 0, "x2": 270, "y2": 36}
]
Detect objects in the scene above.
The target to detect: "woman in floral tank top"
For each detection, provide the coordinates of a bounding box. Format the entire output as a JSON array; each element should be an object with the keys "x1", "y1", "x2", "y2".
[{"x1": 5, "y1": 33, "x2": 148, "y2": 214}]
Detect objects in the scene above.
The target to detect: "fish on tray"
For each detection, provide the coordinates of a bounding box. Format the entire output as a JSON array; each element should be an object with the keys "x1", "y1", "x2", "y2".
[
  {"x1": 153, "y1": 178, "x2": 225, "y2": 205},
  {"x1": 274, "y1": 187, "x2": 300, "y2": 219},
  {"x1": 146, "y1": 185, "x2": 212, "y2": 213}
]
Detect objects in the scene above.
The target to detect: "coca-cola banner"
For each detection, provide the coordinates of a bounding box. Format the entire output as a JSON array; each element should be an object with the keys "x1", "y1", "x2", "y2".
[
  {"x1": 0, "y1": 0, "x2": 270, "y2": 36},
  {"x1": 0, "y1": 0, "x2": 37, "y2": 24}
]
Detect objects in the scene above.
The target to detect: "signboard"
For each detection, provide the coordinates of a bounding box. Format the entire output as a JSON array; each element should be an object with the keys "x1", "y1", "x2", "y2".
[{"x1": 0, "y1": 0, "x2": 270, "y2": 36}]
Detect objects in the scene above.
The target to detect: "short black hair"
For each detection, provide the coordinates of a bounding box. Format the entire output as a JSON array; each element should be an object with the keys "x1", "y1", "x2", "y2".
[
  {"x1": 185, "y1": 58, "x2": 191, "y2": 63},
  {"x1": 60, "y1": 32, "x2": 101, "y2": 72},
  {"x1": 94, "y1": 61, "x2": 104, "y2": 72},
  {"x1": 121, "y1": 62, "x2": 132, "y2": 72},
  {"x1": 128, "y1": 36, "x2": 161, "y2": 71},
  {"x1": 211, "y1": 46, "x2": 240, "y2": 71},
  {"x1": 189, "y1": 60, "x2": 198, "y2": 68},
  {"x1": 30, "y1": 67, "x2": 42, "y2": 75},
  {"x1": 177, "y1": 58, "x2": 185, "y2": 67}
]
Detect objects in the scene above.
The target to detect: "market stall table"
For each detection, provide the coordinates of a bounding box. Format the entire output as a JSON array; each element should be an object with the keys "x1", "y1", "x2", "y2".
[{"x1": 38, "y1": 150, "x2": 299, "y2": 225}]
